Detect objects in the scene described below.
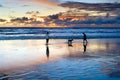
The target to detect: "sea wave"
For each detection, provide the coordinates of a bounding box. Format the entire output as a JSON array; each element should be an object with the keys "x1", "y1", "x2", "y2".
[{"x1": 0, "y1": 27, "x2": 120, "y2": 40}]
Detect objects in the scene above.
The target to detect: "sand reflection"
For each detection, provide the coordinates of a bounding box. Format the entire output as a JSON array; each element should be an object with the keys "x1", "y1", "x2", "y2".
[
  {"x1": 0, "y1": 39, "x2": 120, "y2": 72},
  {"x1": 0, "y1": 40, "x2": 69, "y2": 71}
]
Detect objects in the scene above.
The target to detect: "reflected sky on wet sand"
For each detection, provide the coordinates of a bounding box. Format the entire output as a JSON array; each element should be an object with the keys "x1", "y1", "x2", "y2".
[{"x1": 0, "y1": 39, "x2": 120, "y2": 80}]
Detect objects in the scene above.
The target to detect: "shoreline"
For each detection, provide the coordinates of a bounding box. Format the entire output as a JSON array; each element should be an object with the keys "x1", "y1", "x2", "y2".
[
  {"x1": 0, "y1": 27, "x2": 120, "y2": 29},
  {"x1": 0, "y1": 37, "x2": 120, "y2": 40}
]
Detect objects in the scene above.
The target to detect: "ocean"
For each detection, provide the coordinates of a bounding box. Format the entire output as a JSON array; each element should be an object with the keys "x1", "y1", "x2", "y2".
[
  {"x1": 0, "y1": 27, "x2": 120, "y2": 40},
  {"x1": 0, "y1": 27, "x2": 120, "y2": 80}
]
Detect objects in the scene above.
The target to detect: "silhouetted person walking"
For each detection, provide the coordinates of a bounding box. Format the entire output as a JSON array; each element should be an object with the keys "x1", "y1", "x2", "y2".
[
  {"x1": 82, "y1": 33, "x2": 87, "y2": 43},
  {"x1": 82, "y1": 33, "x2": 88, "y2": 53},
  {"x1": 68, "y1": 39, "x2": 73, "y2": 46},
  {"x1": 46, "y1": 32, "x2": 49, "y2": 45}
]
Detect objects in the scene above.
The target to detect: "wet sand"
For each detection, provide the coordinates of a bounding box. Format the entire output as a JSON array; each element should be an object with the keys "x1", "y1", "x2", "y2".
[{"x1": 0, "y1": 39, "x2": 120, "y2": 80}]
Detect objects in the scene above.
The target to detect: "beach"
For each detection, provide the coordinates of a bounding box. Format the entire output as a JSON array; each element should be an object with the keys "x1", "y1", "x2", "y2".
[
  {"x1": 0, "y1": 0, "x2": 120, "y2": 79},
  {"x1": 0, "y1": 39, "x2": 120, "y2": 80}
]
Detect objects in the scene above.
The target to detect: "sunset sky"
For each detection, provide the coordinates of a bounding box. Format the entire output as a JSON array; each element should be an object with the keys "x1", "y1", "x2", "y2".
[{"x1": 0, "y1": 0, "x2": 120, "y2": 27}]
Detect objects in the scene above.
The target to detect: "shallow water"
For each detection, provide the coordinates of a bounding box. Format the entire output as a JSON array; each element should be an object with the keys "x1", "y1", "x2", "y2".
[{"x1": 0, "y1": 39, "x2": 120, "y2": 80}]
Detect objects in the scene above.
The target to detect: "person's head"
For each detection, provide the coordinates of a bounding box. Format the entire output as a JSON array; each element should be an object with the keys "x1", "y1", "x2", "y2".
[
  {"x1": 82, "y1": 33, "x2": 85, "y2": 34},
  {"x1": 46, "y1": 32, "x2": 49, "y2": 34}
]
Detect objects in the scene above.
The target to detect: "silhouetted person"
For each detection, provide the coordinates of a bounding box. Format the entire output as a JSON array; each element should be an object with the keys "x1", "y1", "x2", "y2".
[
  {"x1": 46, "y1": 45, "x2": 49, "y2": 58},
  {"x1": 82, "y1": 33, "x2": 87, "y2": 43},
  {"x1": 68, "y1": 39, "x2": 73, "y2": 46},
  {"x1": 82, "y1": 33, "x2": 88, "y2": 53},
  {"x1": 46, "y1": 32, "x2": 49, "y2": 45}
]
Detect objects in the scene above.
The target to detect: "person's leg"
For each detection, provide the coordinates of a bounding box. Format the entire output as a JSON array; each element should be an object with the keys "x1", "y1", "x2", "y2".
[{"x1": 46, "y1": 39, "x2": 49, "y2": 45}]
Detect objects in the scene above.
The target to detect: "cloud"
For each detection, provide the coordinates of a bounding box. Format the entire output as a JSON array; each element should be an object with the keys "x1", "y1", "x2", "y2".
[
  {"x1": 26, "y1": 11, "x2": 40, "y2": 15},
  {"x1": 0, "y1": 19, "x2": 6, "y2": 22},
  {"x1": 43, "y1": 12, "x2": 120, "y2": 27},
  {"x1": 10, "y1": 17, "x2": 42, "y2": 24},
  {"x1": 79, "y1": 17, "x2": 120, "y2": 24},
  {"x1": 32, "y1": 0, "x2": 60, "y2": 6},
  {"x1": 1, "y1": 1, "x2": 120, "y2": 27},
  {"x1": 6, "y1": 0, "x2": 60, "y2": 6},
  {"x1": 11, "y1": 17, "x2": 30, "y2": 23},
  {"x1": 26, "y1": 11, "x2": 41, "y2": 20},
  {"x1": 23, "y1": 5, "x2": 32, "y2": 7},
  {"x1": 2, "y1": 14, "x2": 120, "y2": 27},
  {"x1": 60, "y1": 2, "x2": 120, "y2": 15},
  {"x1": 0, "y1": 4, "x2": 3, "y2": 7}
]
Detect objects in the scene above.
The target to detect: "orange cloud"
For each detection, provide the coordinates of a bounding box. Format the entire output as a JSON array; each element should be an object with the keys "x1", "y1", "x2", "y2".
[
  {"x1": 32, "y1": 0, "x2": 59, "y2": 6},
  {"x1": 6, "y1": 0, "x2": 59, "y2": 6}
]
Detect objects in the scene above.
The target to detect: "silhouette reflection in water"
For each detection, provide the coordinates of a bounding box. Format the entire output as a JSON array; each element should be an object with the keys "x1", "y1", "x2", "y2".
[
  {"x1": 83, "y1": 41, "x2": 87, "y2": 53},
  {"x1": 68, "y1": 39, "x2": 73, "y2": 47},
  {"x1": 82, "y1": 33, "x2": 88, "y2": 53},
  {"x1": 46, "y1": 44, "x2": 49, "y2": 58}
]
